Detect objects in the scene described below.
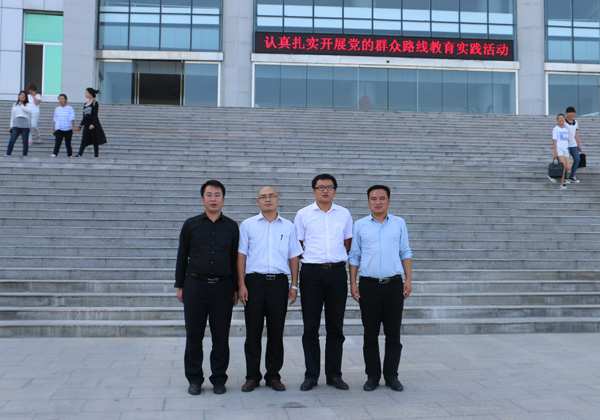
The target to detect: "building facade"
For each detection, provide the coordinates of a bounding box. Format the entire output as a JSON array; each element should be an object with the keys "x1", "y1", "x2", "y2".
[{"x1": 0, "y1": 0, "x2": 599, "y2": 115}]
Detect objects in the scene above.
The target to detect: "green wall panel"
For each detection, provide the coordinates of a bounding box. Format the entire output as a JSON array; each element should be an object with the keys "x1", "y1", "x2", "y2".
[
  {"x1": 43, "y1": 45, "x2": 63, "y2": 95},
  {"x1": 24, "y1": 13, "x2": 63, "y2": 43}
]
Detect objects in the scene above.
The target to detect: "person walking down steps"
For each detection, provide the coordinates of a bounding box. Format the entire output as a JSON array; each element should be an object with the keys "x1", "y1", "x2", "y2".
[
  {"x1": 26, "y1": 84, "x2": 41, "y2": 145},
  {"x1": 76, "y1": 88, "x2": 106, "y2": 158},
  {"x1": 52, "y1": 94, "x2": 75, "y2": 157}
]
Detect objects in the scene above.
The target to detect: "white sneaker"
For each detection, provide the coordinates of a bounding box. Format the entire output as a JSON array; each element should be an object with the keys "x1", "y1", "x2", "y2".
[
  {"x1": 569, "y1": 177, "x2": 580, "y2": 183},
  {"x1": 560, "y1": 184, "x2": 567, "y2": 190},
  {"x1": 547, "y1": 176, "x2": 557, "y2": 184},
  {"x1": 565, "y1": 179, "x2": 571, "y2": 184},
  {"x1": 51, "y1": 154, "x2": 57, "y2": 158}
]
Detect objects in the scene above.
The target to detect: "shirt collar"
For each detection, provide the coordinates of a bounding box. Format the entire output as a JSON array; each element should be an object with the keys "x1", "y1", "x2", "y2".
[
  {"x1": 200, "y1": 212, "x2": 224, "y2": 223},
  {"x1": 370, "y1": 213, "x2": 391, "y2": 223},
  {"x1": 257, "y1": 212, "x2": 281, "y2": 222},
  {"x1": 311, "y1": 201, "x2": 338, "y2": 213}
]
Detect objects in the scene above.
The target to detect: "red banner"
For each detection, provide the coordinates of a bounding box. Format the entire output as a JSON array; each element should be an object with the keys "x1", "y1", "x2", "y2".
[{"x1": 255, "y1": 32, "x2": 513, "y2": 61}]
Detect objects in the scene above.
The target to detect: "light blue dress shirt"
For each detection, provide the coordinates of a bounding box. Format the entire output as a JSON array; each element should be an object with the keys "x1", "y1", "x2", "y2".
[
  {"x1": 239, "y1": 213, "x2": 303, "y2": 275},
  {"x1": 348, "y1": 213, "x2": 413, "y2": 278}
]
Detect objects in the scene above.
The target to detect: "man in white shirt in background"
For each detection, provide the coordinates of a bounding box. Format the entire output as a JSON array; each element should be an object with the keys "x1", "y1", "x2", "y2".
[
  {"x1": 294, "y1": 174, "x2": 353, "y2": 391},
  {"x1": 238, "y1": 186, "x2": 303, "y2": 393},
  {"x1": 52, "y1": 94, "x2": 75, "y2": 157}
]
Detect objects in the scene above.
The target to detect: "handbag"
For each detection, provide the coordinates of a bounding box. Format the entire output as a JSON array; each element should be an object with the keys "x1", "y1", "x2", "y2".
[
  {"x1": 548, "y1": 159, "x2": 564, "y2": 178},
  {"x1": 579, "y1": 152, "x2": 587, "y2": 168}
]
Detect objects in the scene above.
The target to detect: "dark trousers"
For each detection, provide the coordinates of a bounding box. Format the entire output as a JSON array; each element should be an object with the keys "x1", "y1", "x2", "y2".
[
  {"x1": 359, "y1": 276, "x2": 404, "y2": 382},
  {"x1": 183, "y1": 276, "x2": 234, "y2": 386},
  {"x1": 6, "y1": 128, "x2": 30, "y2": 156},
  {"x1": 300, "y1": 263, "x2": 347, "y2": 380},
  {"x1": 568, "y1": 146, "x2": 580, "y2": 178},
  {"x1": 244, "y1": 273, "x2": 289, "y2": 382},
  {"x1": 53, "y1": 130, "x2": 73, "y2": 156},
  {"x1": 78, "y1": 142, "x2": 99, "y2": 157}
]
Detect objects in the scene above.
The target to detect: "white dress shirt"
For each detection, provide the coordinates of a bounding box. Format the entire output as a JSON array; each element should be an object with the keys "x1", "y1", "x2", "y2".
[
  {"x1": 53, "y1": 105, "x2": 75, "y2": 131},
  {"x1": 294, "y1": 202, "x2": 353, "y2": 264},
  {"x1": 238, "y1": 213, "x2": 303, "y2": 275}
]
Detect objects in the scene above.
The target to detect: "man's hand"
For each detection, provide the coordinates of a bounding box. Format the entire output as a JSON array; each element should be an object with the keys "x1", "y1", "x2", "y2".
[
  {"x1": 238, "y1": 285, "x2": 248, "y2": 305},
  {"x1": 403, "y1": 280, "x2": 412, "y2": 298},
  {"x1": 351, "y1": 283, "x2": 360, "y2": 302},
  {"x1": 176, "y1": 288, "x2": 183, "y2": 303},
  {"x1": 288, "y1": 287, "x2": 297, "y2": 305}
]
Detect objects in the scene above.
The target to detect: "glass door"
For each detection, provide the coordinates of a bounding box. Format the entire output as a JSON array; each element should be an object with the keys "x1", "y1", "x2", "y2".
[{"x1": 135, "y1": 60, "x2": 183, "y2": 105}]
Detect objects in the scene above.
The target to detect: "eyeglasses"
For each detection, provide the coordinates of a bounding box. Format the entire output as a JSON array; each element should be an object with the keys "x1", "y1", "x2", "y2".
[
  {"x1": 314, "y1": 185, "x2": 336, "y2": 192},
  {"x1": 258, "y1": 194, "x2": 278, "y2": 201}
]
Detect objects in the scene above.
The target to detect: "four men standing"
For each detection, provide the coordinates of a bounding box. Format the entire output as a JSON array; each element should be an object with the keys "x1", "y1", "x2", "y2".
[{"x1": 175, "y1": 176, "x2": 413, "y2": 395}]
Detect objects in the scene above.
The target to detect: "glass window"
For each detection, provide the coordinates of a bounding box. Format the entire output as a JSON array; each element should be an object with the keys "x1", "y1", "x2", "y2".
[
  {"x1": 443, "y1": 71, "x2": 467, "y2": 112},
  {"x1": 345, "y1": 0, "x2": 372, "y2": 19},
  {"x1": 460, "y1": 0, "x2": 487, "y2": 24},
  {"x1": 432, "y1": 22, "x2": 459, "y2": 37},
  {"x1": 161, "y1": 14, "x2": 192, "y2": 50},
  {"x1": 284, "y1": 0, "x2": 313, "y2": 17},
  {"x1": 281, "y1": 65, "x2": 307, "y2": 107},
  {"x1": 403, "y1": 0, "x2": 430, "y2": 21},
  {"x1": 546, "y1": 0, "x2": 571, "y2": 26},
  {"x1": 374, "y1": 0, "x2": 401, "y2": 20},
  {"x1": 315, "y1": 0, "x2": 343, "y2": 17},
  {"x1": 184, "y1": 62, "x2": 218, "y2": 106},
  {"x1": 255, "y1": 65, "x2": 281, "y2": 107},
  {"x1": 574, "y1": 28, "x2": 600, "y2": 61},
  {"x1": 548, "y1": 74, "x2": 579, "y2": 114},
  {"x1": 257, "y1": 0, "x2": 283, "y2": 17},
  {"x1": 333, "y1": 67, "x2": 358, "y2": 109},
  {"x1": 432, "y1": 0, "x2": 459, "y2": 22},
  {"x1": 308, "y1": 66, "x2": 334, "y2": 107},
  {"x1": 389, "y1": 69, "x2": 417, "y2": 111},
  {"x1": 577, "y1": 74, "x2": 600, "y2": 114},
  {"x1": 98, "y1": 0, "x2": 221, "y2": 50},
  {"x1": 492, "y1": 72, "x2": 515, "y2": 114},
  {"x1": 573, "y1": 0, "x2": 600, "y2": 25},
  {"x1": 468, "y1": 71, "x2": 492, "y2": 113},
  {"x1": 98, "y1": 61, "x2": 134, "y2": 104},
  {"x1": 548, "y1": 26, "x2": 573, "y2": 61},
  {"x1": 489, "y1": 0, "x2": 513, "y2": 24},
  {"x1": 419, "y1": 70, "x2": 442, "y2": 112},
  {"x1": 358, "y1": 67, "x2": 387, "y2": 110},
  {"x1": 99, "y1": 13, "x2": 129, "y2": 49},
  {"x1": 130, "y1": 13, "x2": 160, "y2": 49},
  {"x1": 403, "y1": 21, "x2": 430, "y2": 36}
]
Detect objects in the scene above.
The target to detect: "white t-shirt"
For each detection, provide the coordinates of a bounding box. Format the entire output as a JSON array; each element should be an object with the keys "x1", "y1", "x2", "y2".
[
  {"x1": 565, "y1": 119, "x2": 578, "y2": 148},
  {"x1": 552, "y1": 125, "x2": 569, "y2": 150},
  {"x1": 28, "y1": 94, "x2": 41, "y2": 115}
]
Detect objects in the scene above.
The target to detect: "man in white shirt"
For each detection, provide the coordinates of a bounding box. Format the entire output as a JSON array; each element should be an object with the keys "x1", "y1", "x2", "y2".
[
  {"x1": 565, "y1": 106, "x2": 583, "y2": 183},
  {"x1": 294, "y1": 174, "x2": 353, "y2": 391},
  {"x1": 238, "y1": 186, "x2": 303, "y2": 393}
]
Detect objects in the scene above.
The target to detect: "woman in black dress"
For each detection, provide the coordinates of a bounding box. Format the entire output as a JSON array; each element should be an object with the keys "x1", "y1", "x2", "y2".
[{"x1": 76, "y1": 88, "x2": 106, "y2": 158}]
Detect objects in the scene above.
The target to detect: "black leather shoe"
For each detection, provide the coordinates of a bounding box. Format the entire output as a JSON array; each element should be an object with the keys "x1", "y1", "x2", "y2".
[
  {"x1": 363, "y1": 378, "x2": 379, "y2": 391},
  {"x1": 266, "y1": 379, "x2": 286, "y2": 391},
  {"x1": 385, "y1": 378, "x2": 404, "y2": 392},
  {"x1": 187, "y1": 383, "x2": 202, "y2": 395},
  {"x1": 241, "y1": 379, "x2": 259, "y2": 392},
  {"x1": 300, "y1": 378, "x2": 318, "y2": 391},
  {"x1": 213, "y1": 384, "x2": 227, "y2": 395},
  {"x1": 326, "y1": 376, "x2": 349, "y2": 390}
]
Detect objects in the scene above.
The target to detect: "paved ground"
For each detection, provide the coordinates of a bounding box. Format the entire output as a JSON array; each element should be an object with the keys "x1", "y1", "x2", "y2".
[{"x1": 1, "y1": 334, "x2": 599, "y2": 420}]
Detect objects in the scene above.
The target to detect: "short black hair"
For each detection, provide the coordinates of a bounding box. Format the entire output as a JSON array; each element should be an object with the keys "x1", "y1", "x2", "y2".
[
  {"x1": 201, "y1": 180, "x2": 226, "y2": 197},
  {"x1": 566, "y1": 106, "x2": 576, "y2": 113},
  {"x1": 26, "y1": 83, "x2": 38, "y2": 92},
  {"x1": 312, "y1": 174, "x2": 338, "y2": 190},
  {"x1": 367, "y1": 185, "x2": 391, "y2": 198},
  {"x1": 58, "y1": 93, "x2": 68, "y2": 101}
]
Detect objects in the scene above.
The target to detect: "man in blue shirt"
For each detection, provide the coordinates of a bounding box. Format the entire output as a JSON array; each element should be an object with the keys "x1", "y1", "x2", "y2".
[{"x1": 349, "y1": 185, "x2": 413, "y2": 392}]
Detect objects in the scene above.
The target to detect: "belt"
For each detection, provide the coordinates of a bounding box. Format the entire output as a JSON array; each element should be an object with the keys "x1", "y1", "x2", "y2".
[
  {"x1": 302, "y1": 262, "x2": 346, "y2": 269},
  {"x1": 249, "y1": 273, "x2": 288, "y2": 281},
  {"x1": 361, "y1": 275, "x2": 402, "y2": 285}
]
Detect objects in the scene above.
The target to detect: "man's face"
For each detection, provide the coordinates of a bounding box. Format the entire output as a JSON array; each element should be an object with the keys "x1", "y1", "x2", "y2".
[
  {"x1": 257, "y1": 187, "x2": 279, "y2": 213},
  {"x1": 368, "y1": 189, "x2": 390, "y2": 215},
  {"x1": 566, "y1": 111, "x2": 576, "y2": 121},
  {"x1": 202, "y1": 185, "x2": 224, "y2": 213},
  {"x1": 313, "y1": 179, "x2": 336, "y2": 204}
]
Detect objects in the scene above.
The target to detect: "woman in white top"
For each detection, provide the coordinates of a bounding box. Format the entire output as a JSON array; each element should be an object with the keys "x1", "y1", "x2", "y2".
[
  {"x1": 5, "y1": 91, "x2": 32, "y2": 156},
  {"x1": 27, "y1": 83, "x2": 42, "y2": 145},
  {"x1": 52, "y1": 93, "x2": 75, "y2": 157},
  {"x1": 551, "y1": 113, "x2": 572, "y2": 190}
]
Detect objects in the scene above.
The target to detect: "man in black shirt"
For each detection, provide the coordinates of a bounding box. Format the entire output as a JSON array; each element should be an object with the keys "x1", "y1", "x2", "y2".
[{"x1": 175, "y1": 180, "x2": 239, "y2": 396}]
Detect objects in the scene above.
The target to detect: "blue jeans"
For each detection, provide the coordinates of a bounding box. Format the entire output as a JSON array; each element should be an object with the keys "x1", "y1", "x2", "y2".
[
  {"x1": 6, "y1": 127, "x2": 30, "y2": 156},
  {"x1": 568, "y1": 147, "x2": 580, "y2": 178}
]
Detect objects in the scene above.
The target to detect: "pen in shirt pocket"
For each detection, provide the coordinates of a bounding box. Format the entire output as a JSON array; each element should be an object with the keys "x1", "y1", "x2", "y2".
[{"x1": 280, "y1": 234, "x2": 283, "y2": 240}]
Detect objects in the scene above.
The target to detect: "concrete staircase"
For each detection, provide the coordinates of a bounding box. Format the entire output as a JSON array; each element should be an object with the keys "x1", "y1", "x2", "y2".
[{"x1": 1, "y1": 102, "x2": 599, "y2": 336}]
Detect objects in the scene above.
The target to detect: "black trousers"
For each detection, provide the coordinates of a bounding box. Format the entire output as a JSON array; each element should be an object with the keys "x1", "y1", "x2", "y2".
[
  {"x1": 244, "y1": 273, "x2": 289, "y2": 382},
  {"x1": 53, "y1": 130, "x2": 73, "y2": 156},
  {"x1": 183, "y1": 275, "x2": 234, "y2": 386},
  {"x1": 78, "y1": 142, "x2": 99, "y2": 157},
  {"x1": 6, "y1": 127, "x2": 29, "y2": 156},
  {"x1": 359, "y1": 276, "x2": 404, "y2": 382},
  {"x1": 299, "y1": 263, "x2": 347, "y2": 380}
]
